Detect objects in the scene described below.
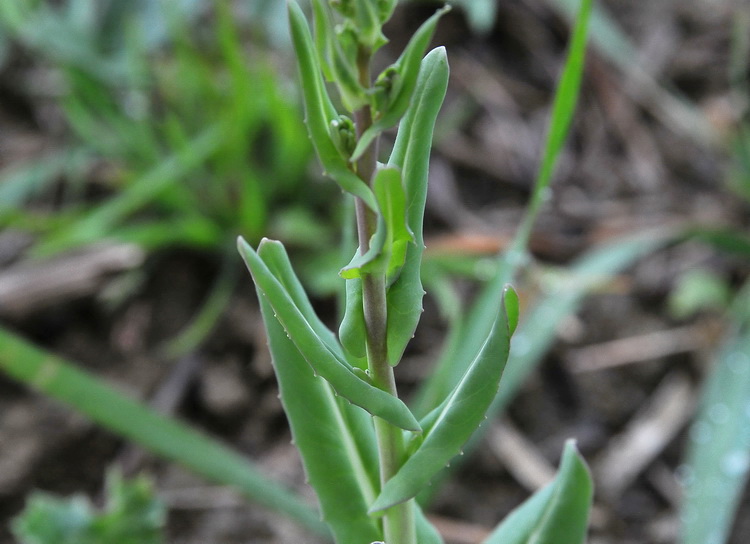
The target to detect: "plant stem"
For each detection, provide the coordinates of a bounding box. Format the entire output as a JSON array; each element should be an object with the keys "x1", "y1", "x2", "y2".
[{"x1": 353, "y1": 46, "x2": 416, "y2": 544}]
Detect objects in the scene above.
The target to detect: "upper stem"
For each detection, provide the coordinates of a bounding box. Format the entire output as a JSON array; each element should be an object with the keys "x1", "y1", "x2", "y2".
[{"x1": 352, "y1": 45, "x2": 415, "y2": 544}]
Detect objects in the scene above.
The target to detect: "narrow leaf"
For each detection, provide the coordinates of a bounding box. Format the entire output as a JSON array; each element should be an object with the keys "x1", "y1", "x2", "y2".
[
  {"x1": 340, "y1": 215, "x2": 387, "y2": 280},
  {"x1": 416, "y1": 504, "x2": 445, "y2": 544},
  {"x1": 352, "y1": 6, "x2": 450, "y2": 161},
  {"x1": 33, "y1": 125, "x2": 224, "y2": 257},
  {"x1": 385, "y1": 46, "x2": 449, "y2": 365},
  {"x1": 680, "y1": 283, "x2": 750, "y2": 544},
  {"x1": 414, "y1": 231, "x2": 676, "y2": 506},
  {"x1": 339, "y1": 166, "x2": 413, "y2": 282},
  {"x1": 370, "y1": 287, "x2": 515, "y2": 512},
  {"x1": 257, "y1": 238, "x2": 344, "y2": 358},
  {"x1": 482, "y1": 441, "x2": 593, "y2": 544},
  {"x1": 339, "y1": 277, "x2": 368, "y2": 360},
  {"x1": 258, "y1": 295, "x2": 382, "y2": 543},
  {"x1": 287, "y1": 1, "x2": 377, "y2": 209},
  {"x1": 312, "y1": 0, "x2": 335, "y2": 82},
  {"x1": 0, "y1": 328, "x2": 326, "y2": 536},
  {"x1": 414, "y1": 0, "x2": 594, "y2": 414},
  {"x1": 375, "y1": 166, "x2": 415, "y2": 284},
  {"x1": 514, "y1": 0, "x2": 592, "y2": 248},
  {"x1": 238, "y1": 236, "x2": 421, "y2": 432}
]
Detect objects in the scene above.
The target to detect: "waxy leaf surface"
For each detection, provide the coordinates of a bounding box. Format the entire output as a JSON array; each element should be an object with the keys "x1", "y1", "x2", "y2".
[
  {"x1": 257, "y1": 294, "x2": 381, "y2": 544},
  {"x1": 680, "y1": 284, "x2": 750, "y2": 544},
  {"x1": 352, "y1": 6, "x2": 450, "y2": 161},
  {"x1": 370, "y1": 287, "x2": 515, "y2": 511},
  {"x1": 384, "y1": 46, "x2": 449, "y2": 366},
  {"x1": 288, "y1": 1, "x2": 377, "y2": 209},
  {"x1": 340, "y1": 166, "x2": 413, "y2": 283},
  {"x1": 238, "y1": 237, "x2": 420, "y2": 431},
  {"x1": 338, "y1": 277, "x2": 368, "y2": 361},
  {"x1": 482, "y1": 441, "x2": 593, "y2": 544}
]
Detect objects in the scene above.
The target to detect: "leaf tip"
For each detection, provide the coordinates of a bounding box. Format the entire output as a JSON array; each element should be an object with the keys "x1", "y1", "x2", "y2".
[
  {"x1": 503, "y1": 285, "x2": 520, "y2": 336},
  {"x1": 236, "y1": 235, "x2": 249, "y2": 251}
]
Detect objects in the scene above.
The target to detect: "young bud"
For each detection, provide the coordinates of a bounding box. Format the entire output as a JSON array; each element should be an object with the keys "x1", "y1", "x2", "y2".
[
  {"x1": 329, "y1": 0, "x2": 354, "y2": 18},
  {"x1": 329, "y1": 115, "x2": 357, "y2": 158}
]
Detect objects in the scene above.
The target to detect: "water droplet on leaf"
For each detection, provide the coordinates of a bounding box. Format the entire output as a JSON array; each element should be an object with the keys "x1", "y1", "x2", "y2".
[{"x1": 721, "y1": 450, "x2": 750, "y2": 477}]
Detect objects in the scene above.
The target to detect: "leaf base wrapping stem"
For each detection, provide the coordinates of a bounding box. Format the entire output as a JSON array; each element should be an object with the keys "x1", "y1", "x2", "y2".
[{"x1": 354, "y1": 71, "x2": 416, "y2": 542}]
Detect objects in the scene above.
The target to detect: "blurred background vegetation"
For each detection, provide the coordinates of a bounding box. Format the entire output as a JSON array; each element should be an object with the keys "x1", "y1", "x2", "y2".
[{"x1": 0, "y1": 1, "x2": 749, "y2": 543}]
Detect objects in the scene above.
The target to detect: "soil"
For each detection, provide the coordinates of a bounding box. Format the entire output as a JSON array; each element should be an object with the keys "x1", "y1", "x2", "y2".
[{"x1": 1, "y1": 1, "x2": 749, "y2": 543}]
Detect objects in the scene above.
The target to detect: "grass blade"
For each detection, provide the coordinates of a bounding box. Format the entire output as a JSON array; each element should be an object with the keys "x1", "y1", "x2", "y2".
[
  {"x1": 491, "y1": 234, "x2": 673, "y2": 417},
  {"x1": 413, "y1": 0, "x2": 592, "y2": 415},
  {"x1": 680, "y1": 283, "x2": 750, "y2": 544},
  {"x1": 0, "y1": 148, "x2": 92, "y2": 211},
  {"x1": 416, "y1": 231, "x2": 675, "y2": 505},
  {"x1": 482, "y1": 441, "x2": 593, "y2": 544},
  {"x1": 33, "y1": 125, "x2": 224, "y2": 257},
  {"x1": 513, "y1": 0, "x2": 592, "y2": 250},
  {"x1": 549, "y1": 0, "x2": 715, "y2": 145},
  {"x1": 0, "y1": 327, "x2": 326, "y2": 536}
]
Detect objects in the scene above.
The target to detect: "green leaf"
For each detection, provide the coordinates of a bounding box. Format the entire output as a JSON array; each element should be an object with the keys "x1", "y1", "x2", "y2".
[
  {"x1": 339, "y1": 216, "x2": 387, "y2": 280},
  {"x1": 482, "y1": 441, "x2": 593, "y2": 544},
  {"x1": 13, "y1": 471, "x2": 165, "y2": 544},
  {"x1": 0, "y1": 148, "x2": 92, "y2": 212},
  {"x1": 668, "y1": 269, "x2": 731, "y2": 319},
  {"x1": 683, "y1": 226, "x2": 750, "y2": 258},
  {"x1": 328, "y1": 25, "x2": 367, "y2": 111},
  {"x1": 385, "y1": 46, "x2": 449, "y2": 366},
  {"x1": 375, "y1": 166, "x2": 415, "y2": 283},
  {"x1": 352, "y1": 6, "x2": 450, "y2": 161},
  {"x1": 238, "y1": 236, "x2": 421, "y2": 432},
  {"x1": 503, "y1": 285, "x2": 520, "y2": 335},
  {"x1": 680, "y1": 282, "x2": 750, "y2": 544},
  {"x1": 0, "y1": 328, "x2": 326, "y2": 536},
  {"x1": 378, "y1": 0, "x2": 398, "y2": 25},
  {"x1": 258, "y1": 292, "x2": 382, "y2": 544},
  {"x1": 13, "y1": 494, "x2": 95, "y2": 544},
  {"x1": 312, "y1": 0, "x2": 335, "y2": 82},
  {"x1": 339, "y1": 277, "x2": 368, "y2": 360},
  {"x1": 287, "y1": 1, "x2": 377, "y2": 209},
  {"x1": 513, "y1": 0, "x2": 592, "y2": 249},
  {"x1": 33, "y1": 125, "x2": 224, "y2": 257},
  {"x1": 415, "y1": 504, "x2": 445, "y2": 544},
  {"x1": 414, "y1": 0, "x2": 594, "y2": 414},
  {"x1": 339, "y1": 166, "x2": 413, "y2": 282},
  {"x1": 257, "y1": 238, "x2": 345, "y2": 358},
  {"x1": 354, "y1": 0, "x2": 387, "y2": 50},
  {"x1": 369, "y1": 286, "x2": 515, "y2": 512}
]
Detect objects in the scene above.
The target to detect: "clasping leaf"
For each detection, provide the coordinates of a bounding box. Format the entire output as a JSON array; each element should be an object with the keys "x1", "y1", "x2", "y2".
[
  {"x1": 351, "y1": 5, "x2": 450, "y2": 161},
  {"x1": 369, "y1": 286, "x2": 516, "y2": 512},
  {"x1": 238, "y1": 237, "x2": 420, "y2": 432},
  {"x1": 385, "y1": 46, "x2": 449, "y2": 365},
  {"x1": 482, "y1": 441, "x2": 593, "y2": 544},
  {"x1": 288, "y1": 1, "x2": 377, "y2": 210},
  {"x1": 339, "y1": 166, "x2": 413, "y2": 283},
  {"x1": 256, "y1": 293, "x2": 381, "y2": 543}
]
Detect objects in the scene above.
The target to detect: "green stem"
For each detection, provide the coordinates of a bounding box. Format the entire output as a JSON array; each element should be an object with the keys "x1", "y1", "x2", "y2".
[{"x1": 353, "y1": 46, "x2": 415, "y2": 544}]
